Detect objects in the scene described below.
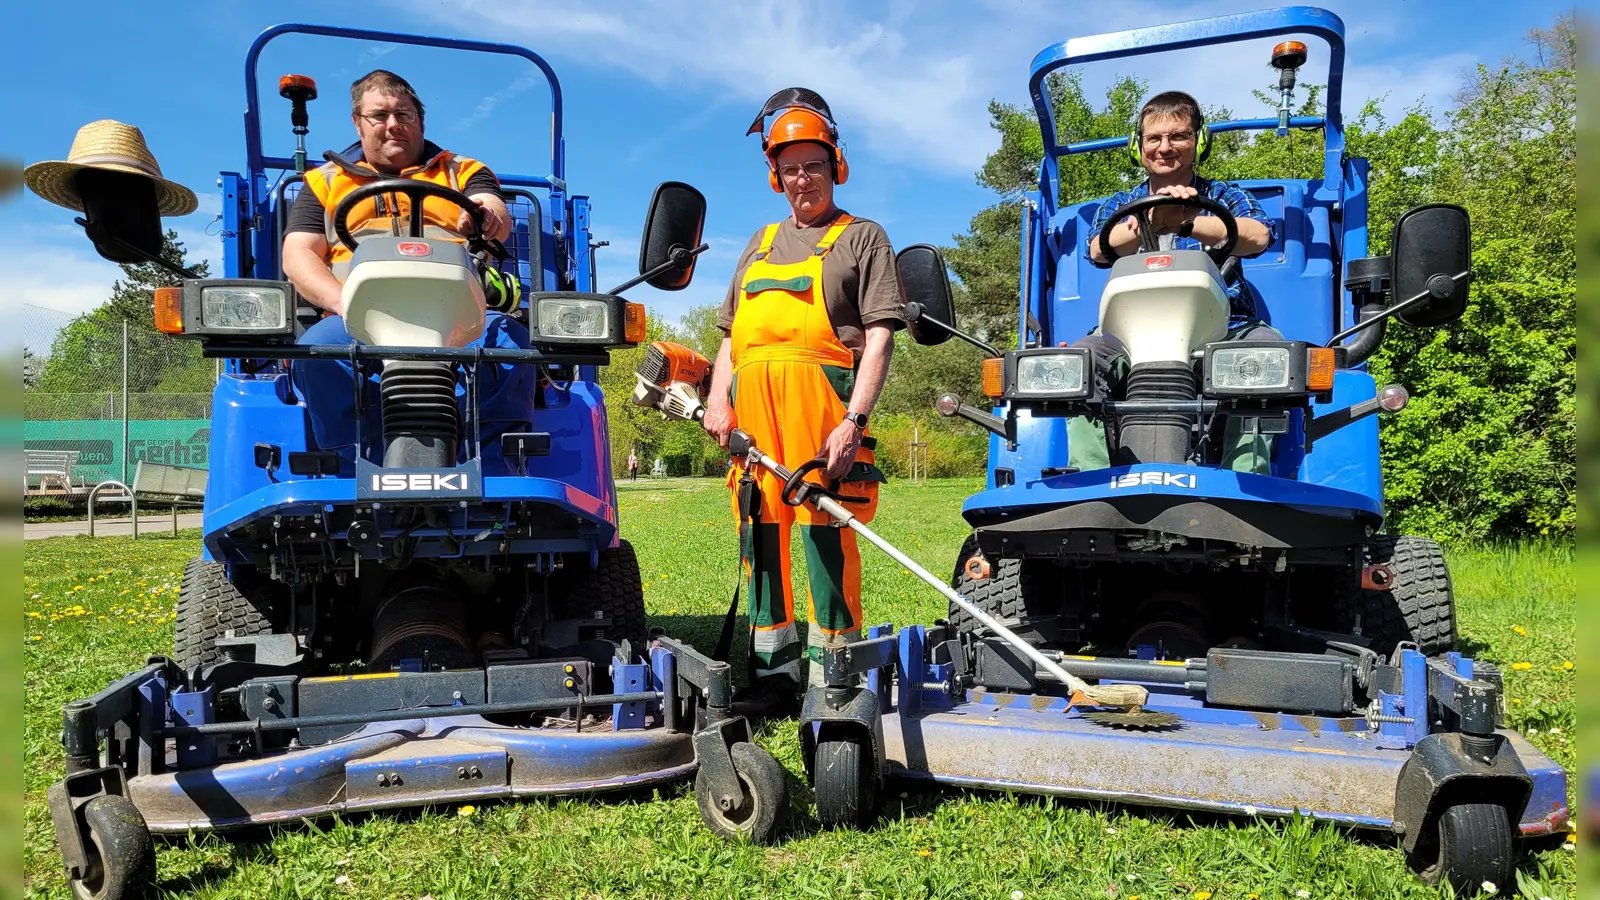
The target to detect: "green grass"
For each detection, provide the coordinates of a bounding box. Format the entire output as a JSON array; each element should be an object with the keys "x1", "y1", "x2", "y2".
[{"x1": 23, "y1": 479, "x2": 1576, "y2": 899}]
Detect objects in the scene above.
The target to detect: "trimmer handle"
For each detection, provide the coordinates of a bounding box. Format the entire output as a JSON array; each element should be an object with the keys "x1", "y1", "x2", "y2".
[{"x1": 781, "y1": 457, "x2": 868, "y2": 508}]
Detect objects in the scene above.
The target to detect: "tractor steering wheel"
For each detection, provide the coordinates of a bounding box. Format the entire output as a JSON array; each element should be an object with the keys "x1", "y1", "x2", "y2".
[
  {"x1": 1096, "y1": 193, "x2": 1238, "y2": 266},
  {"x1": 331, "y1": 178, "x2": 486, "y2": 253}
]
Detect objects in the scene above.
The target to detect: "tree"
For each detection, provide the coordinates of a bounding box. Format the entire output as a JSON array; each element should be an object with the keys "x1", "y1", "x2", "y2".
[{"x1": 33, "y1": 230, "x2": 214, "y2": 411}]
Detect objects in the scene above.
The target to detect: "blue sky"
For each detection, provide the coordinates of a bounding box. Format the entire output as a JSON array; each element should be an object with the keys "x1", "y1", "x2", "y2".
[{"x1": 4, "y1": 0, "x2": 1570, "y2": 352}]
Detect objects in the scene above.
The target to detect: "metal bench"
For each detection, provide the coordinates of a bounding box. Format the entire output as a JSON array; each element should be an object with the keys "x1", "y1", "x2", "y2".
[
  {"x1": 87, "y1": 461, "x2": 207, "y2": 538},
  {"x1": 24, "y1": 449, "x2": 86, "y2": 497}
]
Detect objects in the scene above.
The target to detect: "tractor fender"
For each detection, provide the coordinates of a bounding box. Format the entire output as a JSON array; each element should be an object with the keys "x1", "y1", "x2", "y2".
[
  {"x1": 798, "y1": 686, "x2": 885, "y2": 784},
  {"x1": 1393, "y1": 731, "x2": 1532, "y2": 853}
]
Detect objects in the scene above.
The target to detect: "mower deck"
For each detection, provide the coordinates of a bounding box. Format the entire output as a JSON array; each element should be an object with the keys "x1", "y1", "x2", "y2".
[
  {"x1": 877, "y1": 686, "x2": 1569, "y2": 836},
  {"x1": 126, "y1": 716, "x2": 696, "y2": 833}
]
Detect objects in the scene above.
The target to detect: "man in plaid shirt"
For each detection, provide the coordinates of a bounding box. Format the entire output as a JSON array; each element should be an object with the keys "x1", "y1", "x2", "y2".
[{"x1": 1068, "y1": 91, "x2": 1280, "y2": 474}]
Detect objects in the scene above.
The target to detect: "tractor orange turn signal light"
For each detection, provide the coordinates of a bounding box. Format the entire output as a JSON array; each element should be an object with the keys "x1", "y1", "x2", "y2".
[
  {"x1": 1306, "y1": 347, "x2": 1336, "y2": 392},
  {"x1": 153, "y1": 286, "x2": 184, "y2": 335},
  {"x1": 981, "y1": 357, "x2": 1004, "y2": 398},
  {"x1": 623, "y1": 302, "x2": 648, "y2": 344}
]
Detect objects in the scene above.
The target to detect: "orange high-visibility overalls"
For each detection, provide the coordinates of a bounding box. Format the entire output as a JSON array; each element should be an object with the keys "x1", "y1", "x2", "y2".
[{"x1": 728, "y1": 214, "x2": 881, "y2": 688}]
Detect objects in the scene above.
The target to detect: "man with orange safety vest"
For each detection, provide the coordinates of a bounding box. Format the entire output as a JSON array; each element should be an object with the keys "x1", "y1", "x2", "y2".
[
  {"x1": 702, "y1": 88, "x2": 905, "y2": 715},
  {"x1": 281, "y1": 69, "x2": 533, "y2": 474}
]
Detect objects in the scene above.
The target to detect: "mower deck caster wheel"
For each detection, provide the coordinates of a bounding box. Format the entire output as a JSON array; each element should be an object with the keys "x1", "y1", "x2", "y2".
[
  {"x1": 1409, "y1": 802, "x2": 1513, "y2": 896},
  {"x1": 695, "y1": 742, "x2": 788, "y2": 843},
  {"x1": 813, "y1": 737, "x2": 878, "y2": 829},
  {"x1": 70, "y1": 795, "x2": 155, "y2": 900}
]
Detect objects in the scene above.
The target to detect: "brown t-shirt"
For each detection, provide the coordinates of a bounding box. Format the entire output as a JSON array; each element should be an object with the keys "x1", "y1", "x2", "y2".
[{"x1": 718, "y1": 209, "x2": 906, "y2": 358}]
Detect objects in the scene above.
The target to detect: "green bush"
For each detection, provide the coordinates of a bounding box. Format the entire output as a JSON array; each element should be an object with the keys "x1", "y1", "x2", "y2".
[{"x1": 871, "y1": 413, "x2": 988, "y2": 479}]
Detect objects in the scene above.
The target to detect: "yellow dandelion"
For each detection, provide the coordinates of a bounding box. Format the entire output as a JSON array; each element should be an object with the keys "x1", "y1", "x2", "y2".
[
  {"x1": 917, "y1": 848, "x2": 932, "y2": 858},
  {"x1": 1510, "y1": 662, "x2": 1532, "y2": 671},
  {"x1": 457, "y1": 804, "x2": 476, "y2": 817},
  {"x1": 1563, "y1": 660, "x2": 1574, "y2": 670},
  {"x1": 27, "y1": 612, "x2": 41, "y2": 619},
  {"x1": 1195, "y1": 893, "x2": 1212, "y2": 900},
  {"x1": 1512, "y1": 625, "x2": 1527, "y2": 636},
  {"x1": 32, "y1": 635, "x2": 42, "y2": 641}
]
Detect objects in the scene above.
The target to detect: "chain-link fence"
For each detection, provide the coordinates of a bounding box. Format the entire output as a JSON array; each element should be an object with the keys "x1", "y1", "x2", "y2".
[{"x1": 23, "y1": 303, "x2": 214, "y2": 491}]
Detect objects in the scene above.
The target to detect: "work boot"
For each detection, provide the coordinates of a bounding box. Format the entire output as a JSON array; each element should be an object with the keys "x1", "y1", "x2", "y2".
[{"x1": 730, "y1": 676, "x2": 802, "y2": 724}]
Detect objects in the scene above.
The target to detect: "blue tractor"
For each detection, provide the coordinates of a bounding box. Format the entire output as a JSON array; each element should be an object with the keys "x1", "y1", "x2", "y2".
[
  {"x1": 46, "y1": 25, "x2": 786, "y2": 899},
  {"x1": 798, "y1": 8, "x2": 1569, "y2": 894}
]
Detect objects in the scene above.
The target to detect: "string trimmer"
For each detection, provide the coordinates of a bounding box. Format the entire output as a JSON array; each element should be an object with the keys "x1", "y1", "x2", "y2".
[{"x1": 633, "y1": 341, "x2": 1152, "y2": 712}]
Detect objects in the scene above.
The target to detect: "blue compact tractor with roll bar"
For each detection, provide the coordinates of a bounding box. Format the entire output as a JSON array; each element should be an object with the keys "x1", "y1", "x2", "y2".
[
  {"x1": 46, "y1": 24, "x2": 786, "y2": 899},
  {"x1": 797, "y1": 7, "x2": 1569, "y2": 894}
]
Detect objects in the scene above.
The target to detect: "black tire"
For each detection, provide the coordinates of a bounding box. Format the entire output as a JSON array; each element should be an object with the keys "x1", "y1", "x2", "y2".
[
  {"x1": 1337, "y1": 535, "x2": 1457, "y2": 658},
  {"x1": 945, "y1": 534, "x2": 1052, "y2": 645},
  {"x1": 1409, "y1": 802, "x2": 1514, "y2": 896},
  {"x1": 550, "y1": 540, "x2": 648, "y2": 654},
  {"x1": 694, "y1": 742, "x2": 788, "y2": 843},
  {"x1": 814, "y1": 737, "x2": 877, "y2": 829},
  {"x1": 173, "y1": 557, "x2": 278, "y2": 670},
  {"x1": 70, "y1": 795, "x2": 155, "y2": 900}
]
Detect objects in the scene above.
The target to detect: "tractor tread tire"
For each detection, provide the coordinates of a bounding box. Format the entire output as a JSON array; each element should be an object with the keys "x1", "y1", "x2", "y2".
[
  {"x1": 945, "y1": 534, "x2": 1045, "y2": 644},
  {"x1": 174, "y1": 558, "x2": 278, "y2": 671},
  {"x1": 1338, "y1": 535, "x2": 1457, "y2": 658},
  {"x1": 553, "y1": 540, "x2": 648, "y2": 655}
]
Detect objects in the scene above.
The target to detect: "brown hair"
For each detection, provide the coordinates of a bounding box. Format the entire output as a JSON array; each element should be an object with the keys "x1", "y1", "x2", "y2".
[
  {"x1": 1138, "y1": 90, "x2": 1202, "y2": 136},
  {"x1": 350, "y1": 70, "x2": 425, "y2": 125}
]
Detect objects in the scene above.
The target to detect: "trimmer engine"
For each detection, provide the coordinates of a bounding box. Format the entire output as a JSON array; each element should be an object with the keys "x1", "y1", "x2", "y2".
[{"x1": 632, "y1": 341, "x2": 713, "y2": 422}]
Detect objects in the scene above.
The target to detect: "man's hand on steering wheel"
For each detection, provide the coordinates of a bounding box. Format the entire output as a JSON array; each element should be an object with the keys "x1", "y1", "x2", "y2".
[
  {"x1": 1147, "y1": 184, "x2": 1199, "y2": 231},
  {"x1": 1096, "y1": 192, "x2": 1239, "y2": 266},
  {"x1": 331, "y1": 179, "x2": 488, "y2": 252},
  {"x1": 456, "y1": 197, "x2": 506, "y2": 242}
]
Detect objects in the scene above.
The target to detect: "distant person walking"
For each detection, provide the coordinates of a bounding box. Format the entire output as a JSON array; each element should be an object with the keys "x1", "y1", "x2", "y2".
[{"x1": 627, "y1": 449, "x2": 639, "y2": 482}]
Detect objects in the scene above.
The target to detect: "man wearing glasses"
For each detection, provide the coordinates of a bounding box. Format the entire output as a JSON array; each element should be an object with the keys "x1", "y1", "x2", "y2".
[
  {"x1": 701, "y1": 88, "x2": 904, "y2": 715},
  {"x1": 282, "y1": 69, "x2": 513, "y2": 307},
  {"x1": 282, "y1": 70, "x2": 530, "y2": 475},
  {"x1": 1071, "y1": 90, "x2": 1280, "y2": 473}
]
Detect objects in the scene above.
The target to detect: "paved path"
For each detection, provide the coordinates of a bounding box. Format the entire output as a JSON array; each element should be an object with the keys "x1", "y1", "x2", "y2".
[{"x1": 25, "y1": 514, "x2": 204, "y2": 540}]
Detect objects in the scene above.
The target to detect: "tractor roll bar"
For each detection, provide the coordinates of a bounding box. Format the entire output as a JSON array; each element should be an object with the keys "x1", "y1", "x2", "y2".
[
  {"x1": 244, "y1": 24, "x2": 566, "y2": 183},
  {"x1": 1028, "y1": 6, "x2": 1347, "y2": 213}
]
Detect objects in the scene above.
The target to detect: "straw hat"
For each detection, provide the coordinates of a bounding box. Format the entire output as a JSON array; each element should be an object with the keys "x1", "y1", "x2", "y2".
[{"x1": 24, "y1": 119, "x2": 198, "y2": 216}]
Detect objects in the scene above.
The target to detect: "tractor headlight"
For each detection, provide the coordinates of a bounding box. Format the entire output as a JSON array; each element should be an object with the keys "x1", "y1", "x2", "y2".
[
  {"x1": 529, "y1": 292, "x2": 648, "y2": 347},
  {"x1": 539, "y1": 296, "x2": 610, "y2": 339},
  {"x1": 164, "y1": 279, "x2": 297, "y2": 339},
  {"x1": 1202, "y1": 341, "x2": 1325, "y2": 397},
  {"x1": 1002, "y1": 348, "x2": 1092, "y2": 401},
  {"x1": 201, "y1": 286, "x2": 289, "y2": 330}
]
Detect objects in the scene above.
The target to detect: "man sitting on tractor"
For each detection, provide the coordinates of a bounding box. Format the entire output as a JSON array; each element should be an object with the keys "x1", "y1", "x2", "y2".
[
  {"x1": 282, "y1": 69, "x2": 534, "y2": 472},
  {"x1": 1071, "y1": 90, "x2": 1279, "y2": 473}
]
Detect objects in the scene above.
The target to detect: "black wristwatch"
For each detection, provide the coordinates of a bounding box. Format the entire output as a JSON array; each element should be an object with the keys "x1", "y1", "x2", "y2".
[{"x1": 843, "y1": 412, "x2": 869, "y2": 429}]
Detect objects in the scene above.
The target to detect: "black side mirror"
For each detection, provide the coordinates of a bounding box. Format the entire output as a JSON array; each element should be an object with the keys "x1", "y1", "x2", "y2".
[
  {"x1": 1391, "y1": 203, "x2": 1471, "y2": 328},
  {"x1": 76, "y1": 168, "x2": 165, "y2": 263},
  {"x1": 638, "y1": 181, "x2": 706, "y2": 292},
  {"x1": 897, "y1": 244, "x2": 956, "y2": 346}
]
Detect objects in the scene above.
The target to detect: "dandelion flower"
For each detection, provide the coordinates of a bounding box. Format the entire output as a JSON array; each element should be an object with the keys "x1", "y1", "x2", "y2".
[
  {"x1": 1563, "y1": 660, "x2": 1574, "y2": 670},
  {"x1": 1510, "y1": 661, "x2": 1532, "y2": 671},
  {"x1": 457, "y1": 804, "x2": 476, "y2": 817},
  {"x1": 1194, "y1": 893, "x2": 1212, "y2": 899},
  {"x1": 1512, "y1": 625, "x2": 1527, "y2": 636},
  {"x1": 917, "y1": 848, "x2": 932, "y2": 858}
]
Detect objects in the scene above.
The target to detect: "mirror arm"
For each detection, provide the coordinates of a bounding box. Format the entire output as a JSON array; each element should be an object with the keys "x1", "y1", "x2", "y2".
[
  {"x1": 1324, "y1": 271, "x2": 1469, "y2": 349},
  {"x1": 604, "y1": 242, "x2": 709, "y2": 296},
  {"x1": 907, "y1": 303, "x2": 1002, "y2": 357},
  {"x1": 75, "y1": 217, "x2": 200, "y2": 280},
  {"x1": 937, "y1": 393, "x2": 1015, "y2": 446}
]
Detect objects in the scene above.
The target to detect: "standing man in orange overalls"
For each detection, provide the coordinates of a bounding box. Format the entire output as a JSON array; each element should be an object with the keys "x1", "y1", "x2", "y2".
[{"x1": 702, "y1": 88, "x2": 904, "y2": 716}]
